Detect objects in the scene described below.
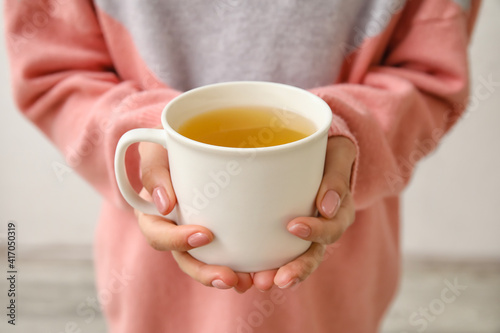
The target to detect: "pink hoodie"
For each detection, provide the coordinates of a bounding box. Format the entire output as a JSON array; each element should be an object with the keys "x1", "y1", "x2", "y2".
[{"x1": 4, "y1": 0, "x2": 479, "y2": 332}]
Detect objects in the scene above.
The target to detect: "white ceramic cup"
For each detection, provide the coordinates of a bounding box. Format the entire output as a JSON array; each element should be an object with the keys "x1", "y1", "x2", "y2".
[{"x1": 114, "y1": 81, "x2": 332, "y2": 272}]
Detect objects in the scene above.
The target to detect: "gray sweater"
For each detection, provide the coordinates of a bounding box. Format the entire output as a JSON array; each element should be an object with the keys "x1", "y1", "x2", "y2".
[{"x1": 95, "y1": 0, "x2": 406, "y2": 91}]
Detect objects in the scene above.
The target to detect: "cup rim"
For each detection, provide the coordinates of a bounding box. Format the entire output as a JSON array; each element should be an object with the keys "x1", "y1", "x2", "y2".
[{"x1": 161, "y1": 81, "x2": 332, "y2": 154}]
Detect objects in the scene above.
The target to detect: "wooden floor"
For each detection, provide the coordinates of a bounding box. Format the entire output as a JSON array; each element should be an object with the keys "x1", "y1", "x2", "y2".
[{"x1": 1, "y1": 246, "x2": 499, "y2": 333}]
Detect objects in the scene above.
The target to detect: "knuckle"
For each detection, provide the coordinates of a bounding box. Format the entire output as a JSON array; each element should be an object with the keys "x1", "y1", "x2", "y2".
[
  {"x1": 295, "y1": 258, "x2": 312, "y2": 276},
  {"x1": 141, "y1": 166, "x2": 155, "y2": 181},
  {"x1": 310, "y1": 244, "x2": 326, "y2": 263},
  {"x1": 297, "y1": 244, "x2": 325, "y2": 277},
  {"x1": 149, "y1": 233, "x2": 184, "y2": 252},
  {"x1": 322, "y1": 170, "x2": 350, "y2": 200},
  {"x1": 322, "y1": 224, "x2": 342, "y2": 245},
  {"x1": 147, "y1": 237, "x2": 164, "y2": 251},
  {"x1": 166, "y1": 231, "x2": 188, "y2": 251},
  {"x1": 323, "y1": 233, "x2": 337, "y2": 245},
  {"x1": 300, "y1": 254, "x2": 319, "y2": 275},
  {"x1": 193, "y1": 265, "x2": 213, "y2": 287},
  {"x1": 331, "y1": 171, "x2": 350, "y2": 196}
]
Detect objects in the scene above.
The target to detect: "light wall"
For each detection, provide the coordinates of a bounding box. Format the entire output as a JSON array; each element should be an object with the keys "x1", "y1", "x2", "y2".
[
  {"x1": 0, "y1": 1, "x2": 499, "y2": 259},
  {"x1": 401, "y1": 0, "x2": 500, "y2": 259}
]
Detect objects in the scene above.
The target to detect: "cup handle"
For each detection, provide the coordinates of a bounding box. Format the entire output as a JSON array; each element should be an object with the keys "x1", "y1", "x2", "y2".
[{"x1": 114, "y1": 128, "x2": 174, "y2": 218}]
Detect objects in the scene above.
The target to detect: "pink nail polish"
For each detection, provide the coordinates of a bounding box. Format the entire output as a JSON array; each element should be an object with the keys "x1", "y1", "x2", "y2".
[
  {"x1": 212, "y1": 279, "x2": 231, "y2": 289},
  {"x1": 152, "y1": 187, "x2": 169, "y2": 214},
  {"x1": 187, "y1": 232, "x2": 210, "y2": 248},
  {"x1": 289, "y1": 223, "x2": 311, "y2": 238},
  {"x1": 321, "y1": 190, "x2": 340, "y2": 218},
  {"x1": 278, "y1": 278, "x2": 300, "y2": 289}
]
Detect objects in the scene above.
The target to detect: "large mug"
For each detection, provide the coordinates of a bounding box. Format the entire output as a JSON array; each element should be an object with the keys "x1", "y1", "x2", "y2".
[{"x1": 114, "y1": 81, "x2": 332, "y2": 272}]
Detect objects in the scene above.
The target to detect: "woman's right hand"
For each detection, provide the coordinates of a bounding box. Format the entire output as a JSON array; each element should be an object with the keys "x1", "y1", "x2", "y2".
[{"x1": 135, "y1": 141, "x2": 253, "y2": 293}]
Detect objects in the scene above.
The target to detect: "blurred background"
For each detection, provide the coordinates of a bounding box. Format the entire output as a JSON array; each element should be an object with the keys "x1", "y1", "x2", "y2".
[{"x1": 0, "y1": 1, "x2": 499, "y2": 332}]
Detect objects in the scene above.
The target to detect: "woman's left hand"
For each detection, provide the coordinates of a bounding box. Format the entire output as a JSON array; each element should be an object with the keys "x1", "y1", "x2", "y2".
[{"x1": 252, "y1": 136, "x2": 357, "y2": 291}]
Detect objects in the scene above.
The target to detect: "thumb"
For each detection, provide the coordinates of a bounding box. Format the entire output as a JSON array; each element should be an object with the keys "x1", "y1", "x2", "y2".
[
  {"x1": 316, "y1": 136, "x2": 356, "y2": 219},
  {"x1": 138, "y1": 141, "x2": 176, "y2": 215}
]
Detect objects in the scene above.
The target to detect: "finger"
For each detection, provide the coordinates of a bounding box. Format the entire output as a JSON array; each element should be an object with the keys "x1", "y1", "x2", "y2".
[
  {"x1": 136, "y1": 209, "x2": 213, "y2": 252},
  {"x1": 288, "y1": 193, "x2": 355, "y2": 245},
  {"x1": 316, "y1": 136, "x2": 356, "y2": 219},
  {"x1": 172, "y1": 251, "x2": 240, "y2": 290},
  {"x1": 234, "y1": 272, "x2": 254, "y2": 294},
  {"x1": 138, "y1": 141, "x2": 176, "y2": 215},
  {"x1": 274, "y1": 243, "x2": 326, "y2": 289},
  {"x1": 253, "y1": 269, "x2": 278, "y2": 292}
]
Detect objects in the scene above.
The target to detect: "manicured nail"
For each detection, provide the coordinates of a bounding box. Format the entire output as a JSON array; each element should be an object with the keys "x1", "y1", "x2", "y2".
[
  {"x1": 321, "y1": 190, "x2": 340, "y2": 218},
  {"x1": 152, "y1": 186, "x2": 169, "y2": 214},
  {"x1": 278, "y1": 278, "x2": 300, "y2": 289},
  {"x1": 187, "y1": 232, "x2": 210, "y2": 248},
  {"x1": 288, "y1": 223, "x2": 311, "y2": 238},
  {"x1": 212, "y1": 279, "x2": 231, "y2": 289}
]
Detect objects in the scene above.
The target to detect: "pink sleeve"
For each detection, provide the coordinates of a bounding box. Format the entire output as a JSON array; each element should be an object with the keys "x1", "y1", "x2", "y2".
[
  {"x1": 311, "y1": 0, "x2": 480, "y2": 209},
  {"x1": 4, "y1": 1, "x2": 180, "y2": 207}
]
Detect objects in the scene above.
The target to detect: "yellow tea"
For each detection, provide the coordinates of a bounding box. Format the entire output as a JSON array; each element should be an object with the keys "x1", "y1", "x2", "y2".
[{"x1": 177, "y1": 106, "x2": 316, "y2": 148}]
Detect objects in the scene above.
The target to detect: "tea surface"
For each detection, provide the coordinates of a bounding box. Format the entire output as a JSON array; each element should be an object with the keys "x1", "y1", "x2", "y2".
[{"x1": 177, "y1": 106, "x2": 315, "y2": 148}]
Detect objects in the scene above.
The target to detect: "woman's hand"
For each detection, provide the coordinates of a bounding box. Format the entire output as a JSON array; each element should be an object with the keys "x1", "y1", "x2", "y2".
[
  {"x1": 135, "y1": 141, "x2": 253, "y2": 293},
  {"x1": 252, "y1": 136, "x2": 357, "y2": 290},
  {"x1": 134, "y1": 135, "x2": 356, "y2": 293}
]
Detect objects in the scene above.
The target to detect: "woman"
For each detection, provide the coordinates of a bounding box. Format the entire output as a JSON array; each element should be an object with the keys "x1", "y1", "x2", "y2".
[{"x1": 4, "y1": 0, "x2": 480, "y2": 332}]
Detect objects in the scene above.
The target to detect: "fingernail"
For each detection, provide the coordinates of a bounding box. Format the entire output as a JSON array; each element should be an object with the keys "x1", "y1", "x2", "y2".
[
  {"x1": 288, "y1": 223, "x2": 311, "y2": 238},
  {"x1": 187, "y1": 232, "x2": 210, "y2": 248},
  {"x1": 278, "y1": 278, "x2": 300, "y2": 289},
  {"x1": 212, "y1": 279, "x2": 231, "y2": 289},
  {"x1": 321, "y1": 190, "x2": 340, "y2": 218},
  {"x1": 152, "y1": 186, "x2": 169, "y2": 214}
]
